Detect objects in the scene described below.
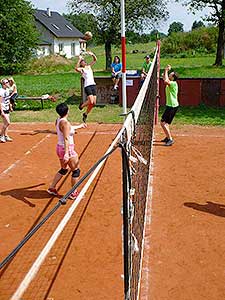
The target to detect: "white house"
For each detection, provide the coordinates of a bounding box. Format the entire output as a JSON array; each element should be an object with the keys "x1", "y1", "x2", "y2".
[{"x1": 34, "y1": 8, "x2": 85, "y2": 58}]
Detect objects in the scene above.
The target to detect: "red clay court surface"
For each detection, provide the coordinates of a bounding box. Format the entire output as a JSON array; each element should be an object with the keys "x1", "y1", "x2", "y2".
[{"x1": 0, "y1": 122, "x2": 225, "y2": 300}]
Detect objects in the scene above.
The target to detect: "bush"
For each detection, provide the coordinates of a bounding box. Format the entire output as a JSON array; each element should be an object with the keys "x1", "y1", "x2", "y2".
[{"x1": 161, "y1": 26, "x2": 218, "y2": 56}]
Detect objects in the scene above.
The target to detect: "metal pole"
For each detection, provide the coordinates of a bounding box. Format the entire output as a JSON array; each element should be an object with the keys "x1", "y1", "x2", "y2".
[
  {"x1": 154, "y1": 39, "x2": 161, "y2": 125},
  {"x1": 121, "y1": 0, "x2": 127, "y2": 114}
]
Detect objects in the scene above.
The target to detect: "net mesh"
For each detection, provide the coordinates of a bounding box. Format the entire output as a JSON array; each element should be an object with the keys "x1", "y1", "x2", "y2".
[{"x1": 119, "y1": 46, "x2": 159, "y2": 299}]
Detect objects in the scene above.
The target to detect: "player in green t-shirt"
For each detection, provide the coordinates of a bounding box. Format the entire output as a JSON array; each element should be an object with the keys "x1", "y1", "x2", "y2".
[
  {"x1": 140, "y1": 55, "x2": 152, "y2": 86},
  {"x1": 160, "y1": 64, "x2": 179, "y2": 146}
]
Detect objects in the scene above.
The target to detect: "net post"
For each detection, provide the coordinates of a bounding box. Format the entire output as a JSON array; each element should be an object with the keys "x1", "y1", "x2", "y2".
[
  {"x1": 154, "y1": 39, "x2": 161, "y2": 125},
  {"x1": 119, "y1": 141, "x2": 131, "y2": 300},
  {"x1": 121, "y1": 0, "x2": 127, "y2": 114}
]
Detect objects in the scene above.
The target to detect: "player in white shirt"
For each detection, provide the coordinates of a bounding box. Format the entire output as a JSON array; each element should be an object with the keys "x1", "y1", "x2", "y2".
[
  {"x1": 0, "y1": 79, "x2": 13, "y2": 143},
  {"x1": 75, "y1": 51, "x2": 97, "y2": 123}
]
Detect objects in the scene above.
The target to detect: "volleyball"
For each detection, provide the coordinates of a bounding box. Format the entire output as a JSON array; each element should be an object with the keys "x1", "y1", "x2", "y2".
[{"x1": 84, "y1": 31, "x2": 93, "y2": 40}]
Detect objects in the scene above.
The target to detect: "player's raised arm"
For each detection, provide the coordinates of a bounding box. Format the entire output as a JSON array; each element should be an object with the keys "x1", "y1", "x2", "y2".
[
  {"x1": 75, "y1": 55, "x2": 84, "y2": 73},
  {"x1": 87, "y1": 51, "x2": 97, "y2": 66},
  {"x1": 164, "y1": 65, "x2": 171, "y2": 85}
]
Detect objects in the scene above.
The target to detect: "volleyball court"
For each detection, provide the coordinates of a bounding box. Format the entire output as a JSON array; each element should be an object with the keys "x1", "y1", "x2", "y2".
[{"x1": 0, "y1": 44, "x2": 160, "y2": 300}]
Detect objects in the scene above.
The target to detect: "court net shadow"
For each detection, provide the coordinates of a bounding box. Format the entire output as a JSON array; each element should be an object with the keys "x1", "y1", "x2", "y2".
[{"x1": 184, "y1": 201, "x2": 225, "y2": 218}]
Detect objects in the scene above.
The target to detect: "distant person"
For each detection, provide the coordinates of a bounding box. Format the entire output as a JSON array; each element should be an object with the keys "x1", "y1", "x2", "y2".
[
  {"x1": 160, "y1": 65, "x2": 179, "y2": 146},
  {"x1": 0, "y1": 78, "x2": 13, "y2": 143},
  {"x1": 140, "y1": 55, "x2": 152, "y2": 86},
  {"x1": 8, "y1": 77, "x2": 18, "y2": 110},
  {"x1": 75, "y1": 51, "x2": 97, "y2": 123},
  {"x1": 111, "y1": 55, "x2": 122, "y2": 90},
  {"x1": 47, "y1": 102, "x2": 87, "y2": 199}
]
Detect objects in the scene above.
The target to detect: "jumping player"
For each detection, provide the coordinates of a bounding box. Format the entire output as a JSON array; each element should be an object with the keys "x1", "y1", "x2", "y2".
[
  {"x1": 75, "y1": 51, "x2": 97, "y2": 123},
  {"x1": 160, "y1": 65, "x2": 179, "y2": 146},
  {"x1": 47, "y1": 102, "x2": 87, "y2": 199}
]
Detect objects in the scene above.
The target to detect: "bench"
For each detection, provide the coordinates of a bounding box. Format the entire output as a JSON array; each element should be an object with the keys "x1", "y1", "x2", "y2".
[{"x1": 16, "y1": 94, "x2": 56, "y2": 109}]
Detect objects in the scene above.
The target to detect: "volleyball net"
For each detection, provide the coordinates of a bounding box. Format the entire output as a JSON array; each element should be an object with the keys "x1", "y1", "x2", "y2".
[{"x1": 119, "y1": 44, "x2": 159, "y2": 300}]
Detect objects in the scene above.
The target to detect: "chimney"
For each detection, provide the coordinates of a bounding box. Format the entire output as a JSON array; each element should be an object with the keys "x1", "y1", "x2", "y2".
[{"x1": 47, "y1": 8, "x2": 51, "y2": 17}]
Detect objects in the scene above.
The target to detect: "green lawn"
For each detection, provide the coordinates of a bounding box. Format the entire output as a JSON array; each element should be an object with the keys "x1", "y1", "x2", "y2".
[
  {"x1": 10, "y1": 103, "x2": 225, "y2": 127},
  {"x1": 2, "y1": 42, "x2": 225, "y2": 126}
]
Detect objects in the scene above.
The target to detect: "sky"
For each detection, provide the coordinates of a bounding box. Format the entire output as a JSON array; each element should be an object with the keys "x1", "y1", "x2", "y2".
[{"x1": 30, "y1": 0, "x2": 211, "y2": 34}]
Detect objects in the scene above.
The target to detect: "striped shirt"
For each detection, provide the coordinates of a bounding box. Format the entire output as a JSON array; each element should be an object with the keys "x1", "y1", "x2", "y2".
[{"x1": 0, "y1": 87, "x2": 10, "y2": 111}]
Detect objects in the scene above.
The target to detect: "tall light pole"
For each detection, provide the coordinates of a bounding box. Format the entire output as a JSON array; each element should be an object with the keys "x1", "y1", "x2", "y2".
[{"x1": 121, "y1": 0, "x2": 127, "y2": 114}]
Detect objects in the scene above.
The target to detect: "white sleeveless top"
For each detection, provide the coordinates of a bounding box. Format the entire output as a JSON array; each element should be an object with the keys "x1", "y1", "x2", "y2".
[
  {"x1": 56, "y1": 117, "x2": 75, "y2": 146},
  {"x1": 0, "y1": 87, "x2": 10, "y2": 110},
  {"x1": 82, "y1": 66, "x2": 96, "y2": 87}
]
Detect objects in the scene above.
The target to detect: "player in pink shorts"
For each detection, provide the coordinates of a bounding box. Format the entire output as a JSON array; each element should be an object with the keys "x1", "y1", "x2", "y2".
[{"x1": 47, "y1": 102, "x2": 87, "y2": 200}]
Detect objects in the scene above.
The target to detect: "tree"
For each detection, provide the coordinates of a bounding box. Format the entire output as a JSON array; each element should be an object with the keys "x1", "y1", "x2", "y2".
[
  {"x1": 168, "y1": 21, "x2": 184, "y2": 35},
  {"x1": 68, "y1": 0, "x2": 168, "y2": 70},
  {"x1": 0, "y1": 0, "x2": 39, "y2": 74},
  {"x1": 175, "y1": 0, "x2": 225, "y2": 66},
  {"x1": 192, "y1": 20, "x2": 205, "y2": 30},
  {"x1": 64, "y1": 13, "x2": 101, "y2": 44}
]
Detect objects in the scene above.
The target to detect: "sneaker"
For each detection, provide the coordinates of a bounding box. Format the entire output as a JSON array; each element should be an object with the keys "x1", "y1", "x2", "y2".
[
  {"x1": 78, "y1": 102, "x2": 83, "y2": 110},
  {"x1": 161, "y1": 137, "x2": 169, "y2": 143},
  {"x1": 5, "y1": 135, "x2": 13, "y2": 142},
  {"x1": 47, "y1": 187, "x2": 59, "y2": 196},
  {"x1": 69, "y1": 190, "x2": 79, "y2": 200},
  {"x1": 165, "y1": 139, "x2": 174, "y2": 146},
  {"x1": 0, "y1": 136, "x2": 6, "y2": 143},
  {"x1": 82, "y1": 113, "x2": 87, "y2": 123}
]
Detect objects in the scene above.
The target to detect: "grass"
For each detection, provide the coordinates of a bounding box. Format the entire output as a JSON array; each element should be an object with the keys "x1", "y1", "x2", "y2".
[
  {"x1": 2, "y1": 42, "x2": 225, "y2": 126},
  {"x1": 10, "y1": 103, "x2": 225, "y2": 127},
  {"x1": 168, "y1": 105, "x2": 225, "y2": 127},
  {"x1": 10, "y1": 104, "x2": 125, "y2": 123}
]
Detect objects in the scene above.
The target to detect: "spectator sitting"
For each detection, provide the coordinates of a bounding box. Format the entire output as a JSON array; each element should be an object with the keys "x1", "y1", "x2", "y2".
[
  {"x1": 140, "y1": 55, "x2": 152, "y2": 86},
  {"x1": 111, "y1": 56, "x2": 122, "y2": 90},
  {"x1": 8, "y1": 77, "x2": 18, "y2": 110}
]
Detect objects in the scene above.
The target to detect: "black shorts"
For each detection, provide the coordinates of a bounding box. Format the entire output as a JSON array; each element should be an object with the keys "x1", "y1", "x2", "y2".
[
  {"x1": 84, "y1": 85, "x2": 96, "y2": 96},
  {"x1": 161, "y1": 106, "x2": 178, "y2": 124}
]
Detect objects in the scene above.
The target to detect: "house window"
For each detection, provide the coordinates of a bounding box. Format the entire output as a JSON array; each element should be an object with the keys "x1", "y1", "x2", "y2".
[
  {"x1": 52, "y1": 23, "x2": 60, "y2": 30},
  {"x1": 66, "y1": 24, "x2": 73, "y2": 31},
  {"x1": 59, "y1": 43, "x2": 64, "y2": 52},
  {"x1": 71, "y1": 43, "x2": 76, "y2": 56}
]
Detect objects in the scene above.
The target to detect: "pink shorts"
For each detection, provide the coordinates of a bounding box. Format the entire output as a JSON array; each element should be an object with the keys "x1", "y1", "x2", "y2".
[{"x1": 56, "y1": 144, "x2": 77, "y2": 160}]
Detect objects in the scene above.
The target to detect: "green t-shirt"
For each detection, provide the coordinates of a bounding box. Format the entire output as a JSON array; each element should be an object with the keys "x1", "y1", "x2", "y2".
[
  {"x1": 165, "y1": 81, "x2": 179, "y2": 107},
  {"x1": 142, "y1": 61, "x2": 152, "y2": 73}
]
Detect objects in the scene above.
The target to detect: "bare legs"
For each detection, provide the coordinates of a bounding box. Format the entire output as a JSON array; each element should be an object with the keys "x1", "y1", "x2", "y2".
[
  {"x1": 49, "y1": 153, "x2": 80, "y2": 191},
  {"x1": 80, "y1": 94, "x2": 96, "y2": 120},
  {"x1": 1, "y1": 113, "x2": 10, "y2": 137},
  {"x1": 160, "y1": 121, "x2": 172, "y2": 140}
]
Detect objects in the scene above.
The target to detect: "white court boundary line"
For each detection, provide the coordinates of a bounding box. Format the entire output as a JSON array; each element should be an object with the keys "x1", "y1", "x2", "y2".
[
  {"x1": 173, "y1": 133, "x2": 225, "y2": 138},
  {"x1": 8, "y1": 129, "x2": 119, "y2": 135},
  {"x1": 11, "y1": 48, "x2": 159, "y2": 300},
  {"x1": 0, "y1": 134, "x2": 51, "y2": 178}
]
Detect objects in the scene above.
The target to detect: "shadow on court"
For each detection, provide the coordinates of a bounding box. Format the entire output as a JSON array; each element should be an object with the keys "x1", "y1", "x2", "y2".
[
  {"x1": 20, "y1": 129, "x2": 56, "y2": 136},
  {"x1": 184, "y1": 201, "x2": 225, "y2": 218},
  {"x1": 0, "y1": 183, "x2": 61, "y2": 207}
]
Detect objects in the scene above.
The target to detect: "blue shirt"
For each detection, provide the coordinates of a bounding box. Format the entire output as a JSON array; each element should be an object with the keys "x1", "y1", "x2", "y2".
[{"x1": 111, "y1": 62, "x2": 122, "y2": 73}]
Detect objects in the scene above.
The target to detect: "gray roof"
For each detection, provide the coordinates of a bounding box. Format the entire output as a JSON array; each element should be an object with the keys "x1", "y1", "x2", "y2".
[{"x1": 34, "y1": 9, "x2": 84, "y2": 38}]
